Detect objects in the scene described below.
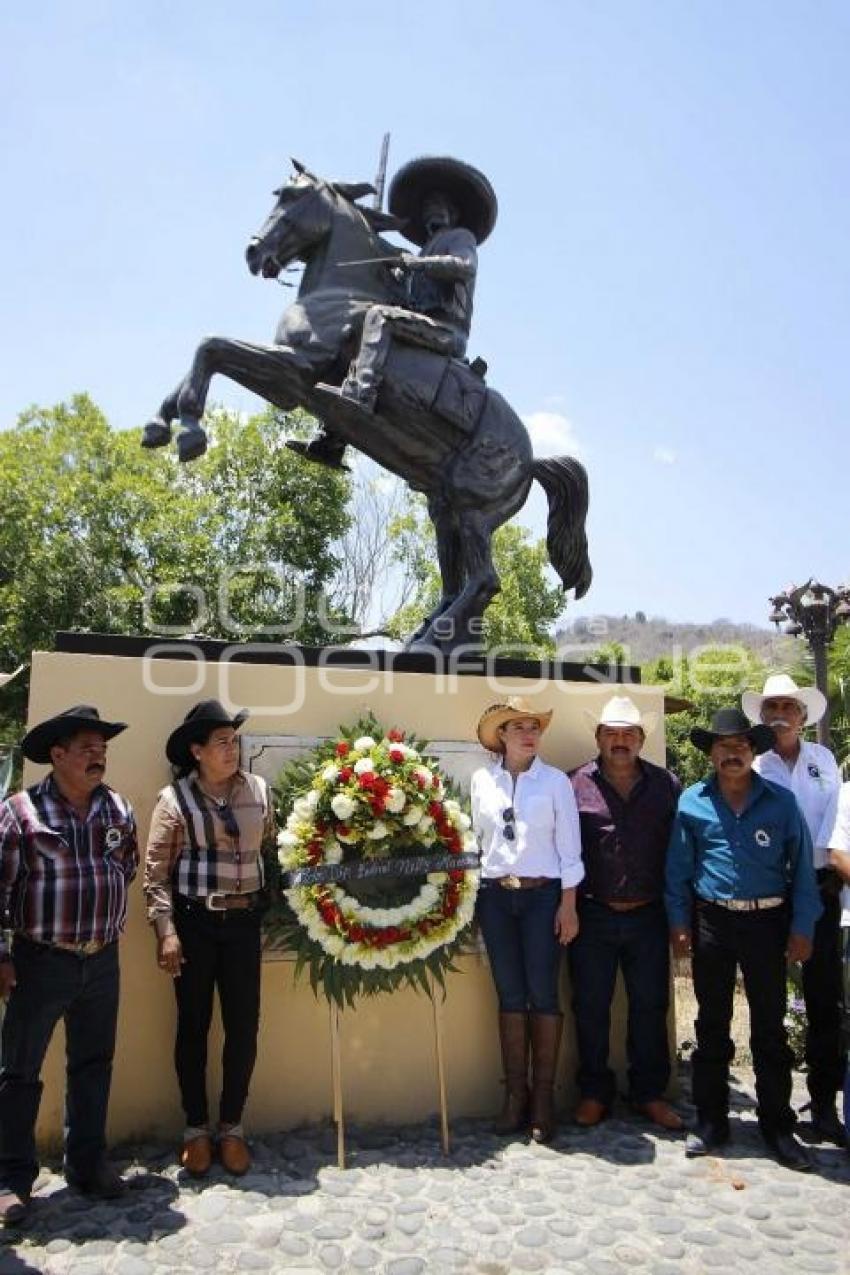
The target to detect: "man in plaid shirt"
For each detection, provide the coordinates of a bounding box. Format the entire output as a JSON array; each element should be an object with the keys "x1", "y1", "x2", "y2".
[{"x1": 0, "y1": 705, "x2": 137, "y2": 1226}]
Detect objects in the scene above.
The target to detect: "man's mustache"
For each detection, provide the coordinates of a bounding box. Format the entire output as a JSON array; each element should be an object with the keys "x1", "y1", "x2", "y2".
[
  {"x1": 719, "y1": 757, "x2": 744, "y2": 768},
  {"x1": 86, "y1": 762, "x2": 105, "y2": 775},
  {"x1": 767, "y1": 718, "x2": 791, "y2": 729}
]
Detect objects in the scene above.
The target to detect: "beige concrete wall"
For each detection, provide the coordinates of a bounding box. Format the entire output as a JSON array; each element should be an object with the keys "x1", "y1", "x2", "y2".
[{"x1": 23, "y1": 650, "x2": 669, "y2": 1146}]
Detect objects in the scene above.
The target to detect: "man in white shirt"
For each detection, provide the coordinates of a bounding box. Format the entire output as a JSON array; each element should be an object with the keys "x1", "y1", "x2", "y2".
[{"x1": 743, "y1": 673, "x2": 844, "y2": 1144}]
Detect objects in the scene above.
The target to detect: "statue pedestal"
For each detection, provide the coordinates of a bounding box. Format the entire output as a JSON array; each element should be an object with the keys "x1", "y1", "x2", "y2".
[{"x1": 25, "y1": 634, "x2": 671, "y2": 1145}]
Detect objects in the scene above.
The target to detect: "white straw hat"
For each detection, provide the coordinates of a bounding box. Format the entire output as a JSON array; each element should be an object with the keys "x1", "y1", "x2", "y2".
[
  {"x1": 741, "y1": 674, "x2": 826, "y2": 726},
  {"x1": 584, "y1": 694, "x2": 657, "y2": 736}
]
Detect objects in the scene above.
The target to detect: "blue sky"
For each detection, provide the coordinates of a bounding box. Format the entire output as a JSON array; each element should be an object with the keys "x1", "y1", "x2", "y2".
[{"x1": 2, "y1": 1, "x2": 848, "y2": 628}]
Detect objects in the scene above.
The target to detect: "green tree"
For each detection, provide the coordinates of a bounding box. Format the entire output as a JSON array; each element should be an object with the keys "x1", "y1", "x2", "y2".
[
  {"x1": 0, "y1": 395, "x2": 351, "y2": 737},
  {"x1": 385, "y1": 500, "x2": 567, "y2": 657},
  {"x1": 645, "y1": 646, "x2": 768, "y2": 788}
]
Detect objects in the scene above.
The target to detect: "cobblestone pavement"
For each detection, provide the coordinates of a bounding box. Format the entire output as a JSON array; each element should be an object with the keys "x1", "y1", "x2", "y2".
[{"x1": 2, "y1": 1070, "x2": 848, "y2": 1275}]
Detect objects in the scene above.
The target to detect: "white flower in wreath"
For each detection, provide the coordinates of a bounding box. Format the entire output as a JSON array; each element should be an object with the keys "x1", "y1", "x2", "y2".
[
  {"x1": 324, "y1": 841, "x2": 343, "y2": 865},
  {"x1": 384, "y1": 787, "x2": 406, "y2": 814},
  {"x1": 367, "y1": 820, "x2": 390, "y2": 840},
  {"x1": 443, "y1": 799, "x2": 461, "y2": 816},
  {"x1": 354, "y1": 736, "x2": 377, "y2": 752},
  {"x1": 331, "y1": 793, "x2": 356, "y2": 820},
  {"x1": 277, "y1": 830, "x2": 299, "y2": 851},
  {"x1": 456, "y1": 812, "x2": 471, "y2": 830},
  {"x1": 285, "y1": 812, "x2": 301, "y2": 831},
  {"x1": 413, "y1": 765, "x2": 432, "y2": 786},
  {"x1": 401, "y1": 744, "x2": 420, "y2": 760},
  {"x1": 353, "y1": 757, "x2": 375, "y2": 776},
  {"x1": 305, "y1": 790, "x2": 320, "y2": 811},
  {"x1": 417, "y1": 815, "x2": 435, "y2": 835},
  {"x1": 323, "y1": 934, "x2": 347, "y2": 957},
  {"x1": 293, "y1": 797, "x2": 314, "y2": 820},
  {"x1": 321, "y1": 765, "x2": 340, "y2": 783},
  {"x1": 403, "y1": 805, "x2": 424, "y2": 826}
]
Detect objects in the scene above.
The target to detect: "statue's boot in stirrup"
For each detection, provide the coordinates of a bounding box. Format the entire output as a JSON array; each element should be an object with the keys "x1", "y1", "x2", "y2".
[{"x1": 285, "y1": 434, "x2": 350, "y2": 471}]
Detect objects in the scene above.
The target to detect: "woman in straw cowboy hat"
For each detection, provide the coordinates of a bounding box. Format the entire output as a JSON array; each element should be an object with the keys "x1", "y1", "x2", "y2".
[
  {"x1": 471, "y1": 697, "x2": 584, "y2": 1142},
  {"x1": 144, "y1": 700, "x2": 275, "y2": 1179}
]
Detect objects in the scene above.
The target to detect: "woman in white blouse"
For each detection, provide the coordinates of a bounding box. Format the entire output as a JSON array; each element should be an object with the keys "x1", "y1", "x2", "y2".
[{"x1": 471, "y1": 697, "x2": 584, "y2": 1142}]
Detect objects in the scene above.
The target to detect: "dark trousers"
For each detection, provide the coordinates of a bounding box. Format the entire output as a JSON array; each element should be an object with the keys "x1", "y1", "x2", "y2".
[
  {"x1": 0, "y1": 937, "x2": 119, "y2": 1195},
  {"x1": 173, "y1": 897, "x2": 262, "y2": 1128},
  {"x1": 476, "y1": 880, "x2": 562, "y2": 1015},
  {"x1": 691, "y1": 901, "x2": 795, "y2": 1135},
  {"x1": 569, "y1": 898, "x2": 671, "y2": 1106},
  {"x1": 801, "y1": 877, "x2": 844, "y2": 1105}
]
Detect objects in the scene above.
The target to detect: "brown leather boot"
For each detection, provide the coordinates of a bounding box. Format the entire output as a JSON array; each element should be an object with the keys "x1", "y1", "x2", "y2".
[
  {"x1": 529, "y1": 1012, "x2": 563, "y2": 1143},
  {"x1": 494, "y1": 1012, "x2": 529, "y2": 1134}
]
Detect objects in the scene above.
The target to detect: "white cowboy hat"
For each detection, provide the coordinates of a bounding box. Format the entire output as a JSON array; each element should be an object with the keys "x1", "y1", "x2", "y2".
[
  {"x1": 742, "y1": 674, "x2": 827, "y2": 726},
  {"x1": 0, "y1": 665, "x2": 24, "y2": 691},
  {"x1": 584, "y1": 694, "x2": 657, "y2": 737}
]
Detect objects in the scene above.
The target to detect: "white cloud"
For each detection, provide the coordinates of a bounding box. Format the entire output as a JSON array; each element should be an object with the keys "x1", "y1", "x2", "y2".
[
  {"x1": 522, "y1": 411, "x2": 584, "y2": 459},
  {"x1": 653, "y1": 445, "x2": 677, "y2": 465}
]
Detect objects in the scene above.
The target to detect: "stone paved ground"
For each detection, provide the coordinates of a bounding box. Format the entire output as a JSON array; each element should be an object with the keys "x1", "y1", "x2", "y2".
[{"x1": 2, "y1": 1068, "x2": 848, "y2": 1275}]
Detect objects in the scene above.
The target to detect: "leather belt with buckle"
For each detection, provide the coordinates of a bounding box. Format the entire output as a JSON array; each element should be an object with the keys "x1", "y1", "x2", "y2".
[
  {"x1": 495, "y1": 875, "x2": 552, "y2": 891},
  {"x1": 18, "y1": 935, "x2": 110, "y2": 957},
  {"x1": 703, "y1": 896, "x2": 785, "y2": 912},
  {"x1": 205, "y1": 892, "x2": 259, "y2": 912}
]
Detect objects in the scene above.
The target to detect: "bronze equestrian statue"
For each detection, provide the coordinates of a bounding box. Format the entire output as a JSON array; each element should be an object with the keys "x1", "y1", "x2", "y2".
[{"x1": 141, "y1": 155, "x2": 592, "y2": 654}]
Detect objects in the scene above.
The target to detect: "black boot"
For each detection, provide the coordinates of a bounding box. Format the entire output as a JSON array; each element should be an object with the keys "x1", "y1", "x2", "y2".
[
  {"x1": 285, "y1": 435, "x2": 350, "y2": 471},
  {"x1": 810, "y1": 1099, "x2": 846, "y2": 1147},
  {"x1": 529, "y1": 1013, "x2": 563, "y2": 1143},
  {"x1": 494, "y1": 1013, "x2": 529, "y2": 1135},
  {"x1": 762, "y1": 1129, "x2": 813, "y2": 1172}
]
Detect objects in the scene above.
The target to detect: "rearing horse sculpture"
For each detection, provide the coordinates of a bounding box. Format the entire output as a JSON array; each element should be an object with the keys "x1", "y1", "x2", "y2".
[{"x1": 141, "y1": 161, "x2": 592, "y2": 653}]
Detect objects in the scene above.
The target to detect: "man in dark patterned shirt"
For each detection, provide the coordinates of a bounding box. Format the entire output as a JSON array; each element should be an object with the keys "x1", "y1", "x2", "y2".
[
  {"x1": 0, "y1": 705, "x2": 137, "y2": 1226},
  {"x1": 569, "y1": 696, "x2": 683, "y2": 1130}
]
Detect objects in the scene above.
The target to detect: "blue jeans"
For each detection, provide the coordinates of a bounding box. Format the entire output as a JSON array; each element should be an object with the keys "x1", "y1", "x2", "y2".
[
  {"x1": 568, "y1": 898, "x2": 671, "y2": 1105},
  {"x1": 476, "y1": 879, "x2": 562, "y2": 1014},
  {"x1": 0, "y1": 937, "x2": 120, "y2": 1195}
]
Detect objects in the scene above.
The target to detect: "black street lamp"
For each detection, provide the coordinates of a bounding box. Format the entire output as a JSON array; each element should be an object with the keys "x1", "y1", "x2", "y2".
[{"x1": 768, "y1": 579, "x2": 850, "y2": 746}]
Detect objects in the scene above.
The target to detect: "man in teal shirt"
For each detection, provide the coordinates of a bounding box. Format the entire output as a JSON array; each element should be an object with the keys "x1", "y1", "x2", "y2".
[{"x1": 666, "y1": 708, "x2": 821, "y2": 1171}]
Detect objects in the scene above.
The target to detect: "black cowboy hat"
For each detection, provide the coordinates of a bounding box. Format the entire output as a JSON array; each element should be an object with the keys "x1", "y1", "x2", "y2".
[
  {"x1": 166, "y1": 699, "x2": 249, "y2": 770},
  {"x1": 690, "y1": 707, "x2": 775, "y2": 757},
  {"x1": 22, "y1": 705, "x2": 128, "y2": 764},
  {"x1": 388, "y1": 156, "x2": 498, "y2": 246}
]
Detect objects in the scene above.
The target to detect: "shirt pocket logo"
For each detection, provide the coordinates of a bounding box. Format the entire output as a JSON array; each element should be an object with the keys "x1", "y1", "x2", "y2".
[
  {"x1": 754, "y1": 828, "x2": 771, "y2": 848},
  {"x1": 104, "y1": 826, "x2": 124, "y2": 853}
]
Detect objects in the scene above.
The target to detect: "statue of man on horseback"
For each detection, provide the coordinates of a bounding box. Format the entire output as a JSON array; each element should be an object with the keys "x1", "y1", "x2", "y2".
[{"x1": 140, "y1": 152, "x2": 592, "y2": 654}]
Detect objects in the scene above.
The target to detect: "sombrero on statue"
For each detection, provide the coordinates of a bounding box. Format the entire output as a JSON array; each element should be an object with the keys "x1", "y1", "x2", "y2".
[{"x1": 388, "y1": 156, "x2": 498, "y2": 246}]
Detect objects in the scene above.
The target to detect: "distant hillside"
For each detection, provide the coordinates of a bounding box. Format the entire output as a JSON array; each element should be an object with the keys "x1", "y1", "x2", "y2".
[{"x1": 555, "y1": 614, "x2": 797, "y2": 669}]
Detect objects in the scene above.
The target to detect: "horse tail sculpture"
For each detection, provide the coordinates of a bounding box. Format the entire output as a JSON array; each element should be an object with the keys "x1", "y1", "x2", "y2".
[{"x1": 532, "y1": 457, "x2": 593, "y2": 600}]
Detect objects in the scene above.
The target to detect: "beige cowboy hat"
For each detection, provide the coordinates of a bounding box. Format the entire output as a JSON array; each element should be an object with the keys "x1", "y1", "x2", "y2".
[
  {"x1": 584, "y1": 694, "x2": 657, "y2": 737},
  {"x1": 476, "y1": 696, "x2": 553, "y2": 753},
  {"x1": 741, "y1": 673, "x2": 827, "y2": 727}
]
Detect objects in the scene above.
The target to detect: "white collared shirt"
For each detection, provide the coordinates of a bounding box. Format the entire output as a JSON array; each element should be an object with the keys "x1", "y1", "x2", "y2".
[
  {"x1": 826, "y1": 781, "x2": 850, "y2": 926},
  {"x1": 754, "y1": 741, "x2": 840, "y2": 870},
  {"x1": 470, "y1": 755, "x2": 584, "y2": 888}
]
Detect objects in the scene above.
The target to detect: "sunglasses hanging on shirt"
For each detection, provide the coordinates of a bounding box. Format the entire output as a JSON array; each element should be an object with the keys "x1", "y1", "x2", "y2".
[{"x1": 502, "y1": 807, "x2": 516, "y2": 842}]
